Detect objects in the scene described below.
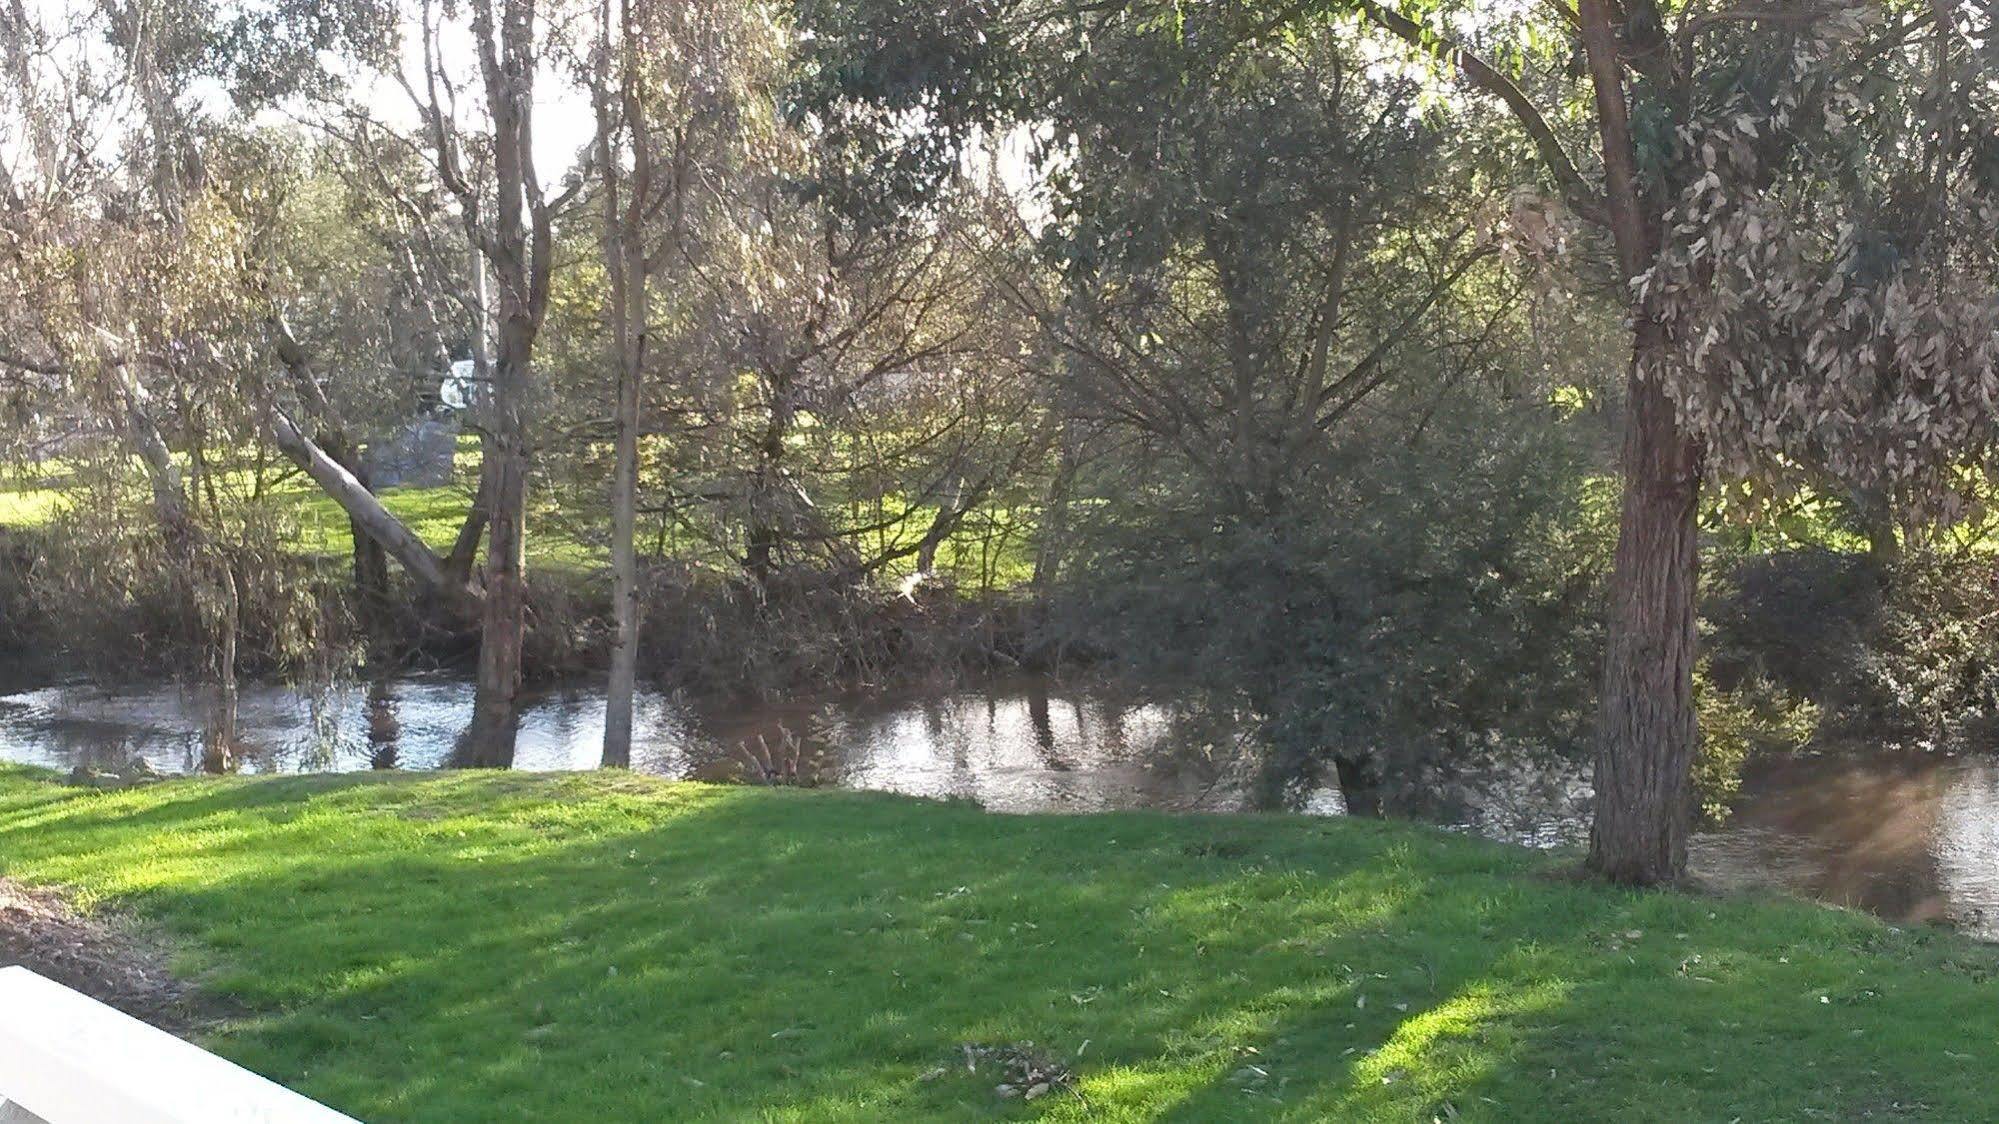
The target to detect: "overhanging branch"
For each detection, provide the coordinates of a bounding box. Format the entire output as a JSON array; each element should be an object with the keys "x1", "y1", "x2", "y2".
[{"x1": 1354, "y1": 1, "x2": 1607, "y2": 224}]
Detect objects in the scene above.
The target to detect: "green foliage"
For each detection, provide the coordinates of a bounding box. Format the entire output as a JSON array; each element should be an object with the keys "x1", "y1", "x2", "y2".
[
  {"x1": 1706, "y1": 547, "x2": 1999, "y2": 749},
  {"x1": 1693, "y1": 662, "x2": 1821, "y2": 824},
  {"x1": 8, "y1": 768, "x2": 1999, "y2": 1120},
  {"x1": 1703, "y1": 547, "x2": 1883, "y2": 706},
  {"x1": 1859, "y1": 553, "x2": 1999, "y2": 747},
  {"x1": 789, "y1": 0, "x2": 1030, "y2": 225},
  {"x1": 1064, "y1": 394, "x2": 1609, "y2": 797}
]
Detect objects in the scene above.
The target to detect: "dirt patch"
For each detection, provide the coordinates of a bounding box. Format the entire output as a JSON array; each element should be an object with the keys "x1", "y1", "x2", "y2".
[{"x1": 0, "y1": 879, "x2": 222, "y2": 1038}]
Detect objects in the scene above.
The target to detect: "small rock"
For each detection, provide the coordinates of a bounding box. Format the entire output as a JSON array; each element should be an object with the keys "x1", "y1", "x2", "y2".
[
  {"x1": 995, "y1": 1084, "x2": 1019, "y2": 1098},
  {"x1": 1025, "y1": 1083, "x2": 1051, "y2": 1100}
]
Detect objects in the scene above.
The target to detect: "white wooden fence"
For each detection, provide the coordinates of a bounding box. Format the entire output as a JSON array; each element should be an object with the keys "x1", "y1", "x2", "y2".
[{"x1": 0, "y1": 966, "x2": 358, "y2": 1123}]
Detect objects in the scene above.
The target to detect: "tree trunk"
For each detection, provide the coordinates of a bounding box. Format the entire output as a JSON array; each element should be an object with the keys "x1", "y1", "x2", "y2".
[
  {"x1": 597, "y1": 12, "x2": 652, "y2": 769},
  {"x1": 460, "y1": 435, "x2": 526, "y2": 767},
  {"x1": 445, "y1": 240, "x2": 497, "y2": 588},
  {"x1": 746, "y1": 384, "x2": 792, "y2": 584},
  {"x1": 444, "y1": 460, "x2": 492, "y2": 587},
  {"x1": 203, "y1": 564, "x2": 240, "y2": 775},
  {"x1": 268, "y1": 317, "x2": 438, "y2": 617},
  {"x1": 1587, "y1": 333, "x2": 1702, "y2": 883},
  {"x1": 1855, "y1": 490, "x2": 1900, "y2": 577},
  {"x1": 1577, "y1": 0, "x2": 1703, "y2": 886},
  {"x1": 1031, "y1": 442, "x2": 1075, "y2": 596},
  {"x1": 604, "y1": 370, "x2": 641, "y2": 767},
  {"x1": 270, "y1": 409, "x2": 473, "y2": 603},
  {"x1": 914, "y1": 475, "x2": 964, "y2": 575},
  {"x1": 329, "y1": 437, "x2": 391, "y2": 617}
]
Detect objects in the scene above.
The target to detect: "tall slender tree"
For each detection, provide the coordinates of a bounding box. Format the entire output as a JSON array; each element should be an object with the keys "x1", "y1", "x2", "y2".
[{"x1": 397, "y1": 0, "x2": 588, "y2": 765}]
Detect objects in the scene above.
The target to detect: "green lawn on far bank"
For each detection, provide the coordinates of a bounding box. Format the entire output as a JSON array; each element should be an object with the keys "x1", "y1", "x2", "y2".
[{"x1": 0, "y1": 767, "x2": 1990, "y2": 1122}]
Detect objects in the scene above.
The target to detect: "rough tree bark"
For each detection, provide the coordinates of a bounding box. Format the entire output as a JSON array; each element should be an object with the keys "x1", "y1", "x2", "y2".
[
  {"x1": 1589, "y1": 329, "x2": 1702, "y2": 883},
  {"x1": 1576, "y1": 0, "x2": 1703, "y2": 885},
  {"x1": 1355, "y1": 0, "x2": 1704, "y2": 884}
]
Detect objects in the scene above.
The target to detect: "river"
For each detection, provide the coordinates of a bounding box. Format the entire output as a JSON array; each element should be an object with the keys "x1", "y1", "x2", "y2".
[{"x1": 1, "y1": 673, "x2": 1992, "y2": 939}]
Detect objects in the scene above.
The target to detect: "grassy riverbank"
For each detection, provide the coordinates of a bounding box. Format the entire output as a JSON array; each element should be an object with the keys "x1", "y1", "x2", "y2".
[{"x1": 0, "y1": 766, "x2": 1992, "y2": 1121}]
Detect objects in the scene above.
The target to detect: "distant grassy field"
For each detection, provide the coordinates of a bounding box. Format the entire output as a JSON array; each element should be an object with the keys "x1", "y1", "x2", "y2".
[
  {"x1": 0, "y1": 456, "x2": 1039, "y2": 587},
  {"x1": 3, "y1": 766, "x2": 1996, "y2": 1121}
]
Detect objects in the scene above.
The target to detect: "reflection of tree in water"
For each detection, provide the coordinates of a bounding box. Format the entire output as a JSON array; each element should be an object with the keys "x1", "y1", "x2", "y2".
[
  {"x1": 44, "y1": 724, "x2": 176, "y2": 775},
  {"x1": 366, "y1": 680, "x2": 402, "y2": 770},
  {"x1": 1024, "y1": 680, "x2": 1071, "y2": 770},
  {"x1": 202, "y1": 678, "x2": 236, "y2": 775}
]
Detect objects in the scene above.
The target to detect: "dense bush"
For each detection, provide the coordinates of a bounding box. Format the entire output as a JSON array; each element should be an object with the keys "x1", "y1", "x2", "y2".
[
  {"x1": 1705, "y1": 546, "x2": 1999, "y2": 749},
  {"x1": 1702, "y1": 547, "x2": 1881, "y2": 702},
  {"x1": 1855, "y1": 554, "x2": 1999, "y2": 747},
  {"x1": 1058, "y1": 397, "x2": 1610, "y2": 803}
]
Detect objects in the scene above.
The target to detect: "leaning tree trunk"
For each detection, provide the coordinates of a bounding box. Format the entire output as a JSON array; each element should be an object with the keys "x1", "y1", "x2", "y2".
[
  {"x1": 270, "y1": 410, "x2": 470, "y2": 599},
  {"x1": 1587, "y1": 330, "x2": 1702, "y2": 884}
]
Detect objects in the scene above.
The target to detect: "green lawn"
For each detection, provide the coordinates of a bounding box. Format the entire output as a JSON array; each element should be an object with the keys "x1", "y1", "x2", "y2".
[
  {"x1": 0, "y1": 767, "x2": 1992, "y2": 1121},
  {"x1": 285, "y1": 479, "x2": 476, "y2": 558},
  {"x1": 2, "y1": 461, "x2": 1039, "y2": 583}
]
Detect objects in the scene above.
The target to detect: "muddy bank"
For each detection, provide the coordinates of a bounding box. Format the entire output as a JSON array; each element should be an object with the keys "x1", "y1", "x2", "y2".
[
  {"x1": 0, "y1": 878, "x2": 220, "y2": 1038},
  {"x1": 0, "y1": 535, "x2": 1066, "y2": 700}
]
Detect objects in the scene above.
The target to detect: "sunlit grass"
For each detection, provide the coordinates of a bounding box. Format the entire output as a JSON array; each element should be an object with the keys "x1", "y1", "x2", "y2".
[
  {"x1": 0, "y1": 482, "x2": 65, "y2": 524},
  {"x1": 3, "y1": 766, "x2": 1997, "y2": 1121},
  {"x1": 1, "y1": 442, "x2": 1042, "y2": 585}
]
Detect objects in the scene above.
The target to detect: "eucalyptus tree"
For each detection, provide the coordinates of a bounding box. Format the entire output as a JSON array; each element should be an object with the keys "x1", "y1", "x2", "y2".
[
  {"x1": 1015, "y1": 13, "x2": 1525, "y2": 524},
  {"x1": 714, "y1": 174, "x2": 1039, "y2": 590},
  {"x1": 797, "y1": 0, "x2": 1999, "y2": 884},
  {"x1": 999, "y1": 4, "x2": 1603, "y2": 802},
  {"x1": 238, "y1": 0, "x2": 595, "y2": 764},
  {"x1": 0, "y1": 0, "x2": 359, "y2": 764},
  {"x1": 587, "y1": 0, "x2": 789, "y2": 765},
  {"x1": 389, "y1": 0, "x2": 593, "y2": 765},
  {"x1": 1341, "y1": 0, "x2": 1999, "y2": 883}
]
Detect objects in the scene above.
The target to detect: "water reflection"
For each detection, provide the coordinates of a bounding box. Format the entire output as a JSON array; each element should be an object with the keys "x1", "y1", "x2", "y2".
[
  {"x1": 0, "y1": 676, "x2": 1244, "y2": 812},
  {"x1": 12, "y1": 676, "x2": 1999, "y2": 940},
  {"x1": 366, "y1": 680, "x2": 400, "y2": 770},
  {"x1": 1691, "y1": 752, "x2": 1999, "y2": 939}
]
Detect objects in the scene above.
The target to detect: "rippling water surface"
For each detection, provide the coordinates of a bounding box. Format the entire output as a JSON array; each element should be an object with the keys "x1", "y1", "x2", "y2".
[{"x1": 4, "y1": 674, "x2": 1997, "y2": 938}]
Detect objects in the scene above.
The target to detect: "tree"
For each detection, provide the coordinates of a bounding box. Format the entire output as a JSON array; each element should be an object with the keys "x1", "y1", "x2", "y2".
[
  {"x1": 794, "y1": 0, "x2": 1999, "y2": 884},
  {"x1": 1347, "y1": 0, "x2": 1999, "y2": 882},
  {"x1": 1002, "y1": 4, "x2": 1601, "y2": 805},
  {"x1": 592, "y1": 0, "x2": 654, "y2": 768},
  {"x1": 0, "y1": 1, "x2": 375, "y2": 767},
  {"x1": 587, "y1": 0, "x2": 784, "y2": 765},
  {"x1": 395, "y1": 0, "x2": 590, "y2": 766}
]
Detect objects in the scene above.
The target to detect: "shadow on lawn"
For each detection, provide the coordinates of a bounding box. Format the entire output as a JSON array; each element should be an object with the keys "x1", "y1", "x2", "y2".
[{"x1": 1, "y1": 769, "x2": 1996, "y2": 1121}]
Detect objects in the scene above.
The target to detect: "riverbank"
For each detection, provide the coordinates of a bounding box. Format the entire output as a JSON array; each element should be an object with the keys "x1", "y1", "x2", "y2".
[{"x1": 1, "y1": 766, "x2": 1994, "y2": 1121}]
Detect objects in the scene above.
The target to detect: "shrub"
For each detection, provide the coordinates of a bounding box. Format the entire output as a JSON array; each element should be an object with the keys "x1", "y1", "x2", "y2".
[
  {"x1": 1855, "y1": 553, "x2": 1999, "y2": 746},
  {"x1": 1693, "y1": 661, "x2": 1820, "y2": 823}
]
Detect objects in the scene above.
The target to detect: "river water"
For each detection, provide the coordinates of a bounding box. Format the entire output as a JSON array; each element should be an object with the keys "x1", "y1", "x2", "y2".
[{"x1": 1, "y1": 674, "x2": 1994, "y2": 939}]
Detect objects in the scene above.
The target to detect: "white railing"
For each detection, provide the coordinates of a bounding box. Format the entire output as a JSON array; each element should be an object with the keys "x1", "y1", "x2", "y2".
[{"x1": 0, "y1": 966, "x2": 359, "y2": 1123}]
